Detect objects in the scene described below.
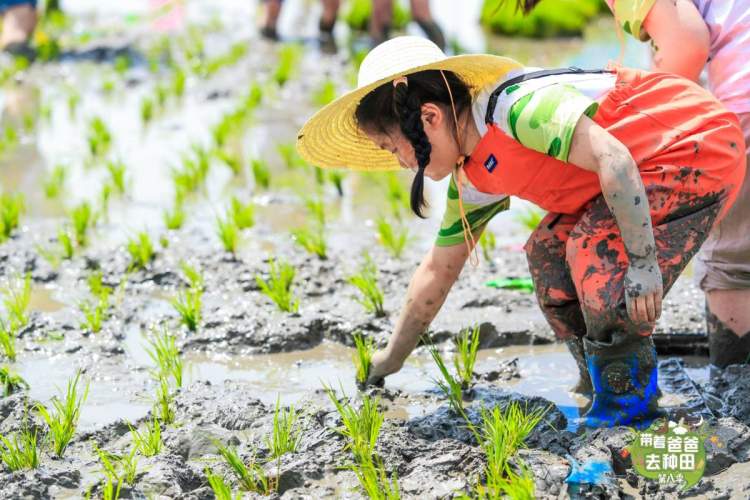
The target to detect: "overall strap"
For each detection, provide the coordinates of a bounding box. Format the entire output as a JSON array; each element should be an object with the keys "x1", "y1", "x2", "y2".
[{"x1": 484, "y1": 67, "x2": 613, "y2": 125}]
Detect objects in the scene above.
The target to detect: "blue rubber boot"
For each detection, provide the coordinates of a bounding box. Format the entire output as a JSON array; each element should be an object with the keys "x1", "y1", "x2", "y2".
[{"x1": 582, "y1": 333, "x2": 663, "y2": 428}]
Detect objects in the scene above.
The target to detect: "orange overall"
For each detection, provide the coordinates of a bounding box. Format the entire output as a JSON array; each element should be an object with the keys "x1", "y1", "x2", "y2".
[{"x1": 462, "y1": 67, "x2": 747, "y2": 342}]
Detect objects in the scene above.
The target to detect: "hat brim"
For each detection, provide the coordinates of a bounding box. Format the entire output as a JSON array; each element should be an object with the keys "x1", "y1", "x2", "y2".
[{"x1": 296, "y1": 54, "x2": 523, "y2": 172}]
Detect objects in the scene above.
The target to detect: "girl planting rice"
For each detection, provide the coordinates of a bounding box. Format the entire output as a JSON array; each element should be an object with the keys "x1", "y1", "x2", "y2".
[{"x1": 296, "y1": 36, "x2": 746, "y2": 427}]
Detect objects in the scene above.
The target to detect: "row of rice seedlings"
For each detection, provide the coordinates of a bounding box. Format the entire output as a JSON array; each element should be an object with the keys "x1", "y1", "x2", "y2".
[
  {"x1": 36, "y1": 370, "x2": 89, "y2": 458},
  {"x1": 87, "y1": 116, "x2": 112, "y2": 158},
  {"x1": 347, "y1": 253, "x2": 385, "y2": 317},
  {"x1": 265, "y1": 396, "x2": 302, "y2": 459},
  {"x1": 126, "y1": 232, "x2": 155, "y2": 270},
  {"x1": 352, "y1": 333, "x2": 375, "y2": 386},
  {"x1": 2, "y1": 273, "x2": 31, "y2": 330},
  {"x1": 453, "y1": 326, "x2": 481, "y2": 390},
  {"x1": 43, "y1": 164, "x2": 68, "y2": 199},
  {"x1": 255, "y1": 258, "x2": 299, "y2": 313},
  {"x1": 215, "y1": 442, "x2": 275, "y2": 494},
  {"x1": 0, "y1": 192, "x2": 25, "y2": 243},
  {"x1": 0, "y1": 366, "x2": 28, "y2": 396},
  {"x1": 376, "y1": 216, "x2": 409, "y2": 258},
  {"x1": 427, "y1": 340, "x2": 466, "y2": 416},
  {"x1": 146, "y1": 327, "x2": 183, "y2": 388},
  {"x1": 273, "y1": 44, "x2": 302, "y2": 87},
  {"x1": 129, "y1": 415, "x2": 162, "y2": 456},
  {"x1": 105, "y1": 160, "x2": 128, "y2": 196},
  {"x1": 205, "y1": 467, "x2": 242, "y2": 500},
  {"x1": 0, "y1": 320, "x2": 17, "y2": 360},
  {"x1": 479, "y1": 229, "x2": 496, "y2": 262},
  {"x1": 0, "y1": 424, "x2": 39, "y2": 471}
]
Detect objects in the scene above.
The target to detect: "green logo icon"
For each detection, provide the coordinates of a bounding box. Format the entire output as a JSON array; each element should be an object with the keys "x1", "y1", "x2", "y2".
[{"x1": 628, "y1": 419, "x2": 708, "y2": 490}]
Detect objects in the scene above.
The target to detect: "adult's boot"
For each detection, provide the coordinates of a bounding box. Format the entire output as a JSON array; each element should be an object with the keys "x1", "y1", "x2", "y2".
[{"x1": 565, "y1": 336, "x2": 592, "y2": 396}]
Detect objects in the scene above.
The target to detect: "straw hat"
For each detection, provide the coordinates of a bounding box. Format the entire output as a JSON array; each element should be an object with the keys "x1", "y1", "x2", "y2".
[{"x1": 296, "y1": 36, "x2": 522, "y2": 171}]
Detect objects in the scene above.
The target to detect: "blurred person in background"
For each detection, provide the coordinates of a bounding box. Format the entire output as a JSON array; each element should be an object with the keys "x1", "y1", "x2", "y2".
[
  {"x1": 0, "y1": 0, "x2": 37, "y2": 57},
  {"x1": 261, "y1": 0, "x2": 340, "y2": 50},
  {"x1": 370, "y1": 0, "x2": 444, "y2": 50}
]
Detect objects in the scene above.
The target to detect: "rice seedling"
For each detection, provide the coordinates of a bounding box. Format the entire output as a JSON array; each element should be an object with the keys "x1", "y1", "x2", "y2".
[
  {"x1": 163, "y1": 198, "x2": 185, "y2": 230},
  {"x1": 312, "y1": 78, "x2": 336, "y2": 107},
  {"x1": 0, "y1": 192, "x2": 25, "y2": 242},
  {"x1": 36, "y1": 370, "x2": 89, "y2": 458},
  {"x1": 126, "y1": 232, "x2": 155, "y2": 270},
  {"x1": 79, "y1": 286, "x2": 110, "y2": 333},
  {"x1": 114, "y1": 54, "x2": 131, "y2": 75},
  {"x1": 67, "y1": 90, "x2": 80, "y2": 117},
  {"x1": 347, "y1": 254, "x2": 385, "y2": 317},
  {"x1": 171, "y1": 153, "x2": 208, "y2": 195},
  {"x1": 217, "y1": 150, "x2": 243, "y2": 176},
  {"x1": 277, "y1": 143, "x2": 307, "y2": 169},
  {"x1": 87, "y1": 116, "x2": 112, "y2": 158},
  {"x1": 58, "y1": 227, "x2": 74, "y2": 259},
  {"x1": 119, "y1": 446, "x2": 140, "y2": 485},
  {"x1": 291, "y1": 225, "x2": 327, "y2": 259},
  {"x1": 348, "y1": 455, "x2": 401, "y2": 500},
  {"x1": 479, "y1": 229, "x2": 496, "y2": 262},
  {"x1": 153, "y1": 375, "x2": 175, "y2": 424},
  {"x1": 304, "y1": 197, "x2": 326, "y2": 227},
  {"x1": 205, "y1": 467, "x2": 241, "y2": 500},
  {"x1": 427, "y1": 341, "x2": 465, "y2": 416},
  {"x1": 515, "y1": 207, "x2": 546, "y2": 232},
  {"x1": 106, "y1": 160, "x2": 127, "y2": 195},
  {"x1": 215, "y1": 214, "x2": 239, "y2": 254},
  {"x1": 328, "y1": 170, "x2": 345, "y2": 196},
  {"x1": 351, "y1": 332, "x2": 376, "y2": 386},
  {"x1": 140, "y1": 97, "x2": 154, "y2": 125},
  {"x1": 146, "y1": 327, "x2": 183, "y2": 388},
  {"x1": 93, "y1": 445, "x2": 123, "y2": 500},
  {"x1": 180, "y1": 261, "x2": 204, "y2": 292},
  {"x1": 171, "y1": 68, "x2": 186, "y2": 98},
  {"x1": 154, "y1": 84, "x2": 169, "y2": 108},
  {"x1": 215, "y1": 442, "x2": 274, "y2": 494},
  {"x1": 98, "y1": 183, "x2": 113, "y2": 222},
  {"x1": 43, "y1": 164, "x2": 67, "y2": 199},
  {"x1": 255, "y1": 258, "x2": 299, "y2": 313},
  {"x1": 454, "y1": 326, "x2": 481, "y2": 389},
  {"x1": 265, "y1": 396, "x2": 302, "y2": 459},
  {"x1": 323, "y1": 384, "x2": 383, "y2": 462},
  {"x1": 0, "y1": 426, "x2": 39, "y2": 471},
  {"x1": 273, "y1": 44, "x2": 301, "y2": 87},
  {"x1": 171, "y1": 285, "x2": 202, "y2": 332},
  {"x1": 251, "y1": 159, "x2": 271, "y2": 190},
  {"x1": 0, "y1": 366, "x2": 28, "y2": 396},
  {"x1": 384, "y1": 172, "x2": 409, "y2": 217},
  {"x1": 230, "y1": 196, "x2": 254, "y2": 229},
  {"x1": 101, "y1": 78, "x2": 116, "y2": 95},
  {"x1": 2, "y1": 273, "x2": 31, "y2": 330},
  {"x1": 129, "y1": 415, "x2": 162, "y2": 456},
  {"x1": 71, "y1": 201, "x2": 95, "y2": 247},
  {"x1": 0, "y1": 320, "x2": 17, "y2": 361},
  {"x1": 375, "y1": 216, "x2": 409, "y2": 258}
]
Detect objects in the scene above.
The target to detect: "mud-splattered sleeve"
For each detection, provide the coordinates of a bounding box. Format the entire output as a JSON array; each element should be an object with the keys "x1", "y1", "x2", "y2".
[
  {"x1": 507, "y1": 83, "x2": 600, "y2": 163},
  {"x1": 435, "y1": 176, "x2": 510, "y2": 247},
  {"x1": 606, "y1": 0, "x2": 658, "y2": 41}
]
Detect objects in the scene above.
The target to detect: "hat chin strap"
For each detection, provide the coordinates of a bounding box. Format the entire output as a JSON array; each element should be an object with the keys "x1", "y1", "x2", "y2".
[{"x1": 439, "y1": 70, "x2": 480, "y2": 268}]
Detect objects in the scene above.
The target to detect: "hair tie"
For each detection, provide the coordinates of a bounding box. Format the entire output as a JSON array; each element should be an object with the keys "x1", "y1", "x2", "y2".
[{"x1": 392, "y1": 76, "x2": 408, "y2": 88}]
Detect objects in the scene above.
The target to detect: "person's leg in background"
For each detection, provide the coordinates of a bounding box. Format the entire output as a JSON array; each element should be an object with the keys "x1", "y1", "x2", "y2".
[
  {"x1": 698, "y1": 114, "x2": 750, "y2": 369},
  {"x1": 318, "y1": 0, "x2": 339, "y2": 53},
  {"x1": 369, "y1": 0, "x2": 393, "y2": 46},
  {"x1": 1, "y1": 0, "x2": 38, "y2": 55},
  {"x1": 261, "y1": 0, "x2": 282, "y2": 41},
  {"x1": 408, "y1": 0, "x2": 444, "y2": 50}
]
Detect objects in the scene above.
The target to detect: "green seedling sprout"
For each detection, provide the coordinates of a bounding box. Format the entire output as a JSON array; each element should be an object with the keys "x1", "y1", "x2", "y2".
[
  {"x1": 153, "y1": 374, "x2": 175, "y2": 424},
  {"x1": 36, "y1": 370, "x2": 89, "y2": 458},
  {"x1": 0, "y1": 426, "x2": 39, "y2": 471},
  {"x1": 66, "y1": 90, "x2": 80, "y2": 117},
  {"x1": 323, "y1": 383, "x2": 383, "y2": 462},
  {"x1": 312, "y1": 78, "x2": 336, "y2": 107},
  {"x1": 347, "y1": 253, "x2": 385, "y2": 317},
  {"x1": 179, "y1": 261, "x2": 204, "y2": 291},
  {"x1": 114, "y1": 54, "x2": 131, "y2": 75},
  {"x1": 99, "y1": 183, "x2": 113, "y2": 222},
  {"x1": 348, "y1": 454, "x2": 401, "y2": 500},
  {"x1": 71, "y1": 201, "x2": 95, "y2": 247},
  {"x1": 255, "y1": 258, "x2": 299, "y2": 313},
  {"x1": 427, "y1": 341, "x2": 465, "y2": 416},
  {"x1": 119, "y1": 446, "x2": 140, "y2": 486},
  {"x1": 352, "y1": 332, "x2": 375, "y2": 385},
  {"x1": 217, "y1": 150, "x2": 243, "y2": 176},
  {"x1": 205, "y1": 467, "x2": 241, "y2": 500},
  {"x1": 43, "y1": 164, "x2": 67, "y2": 199},
  {"x1": 291, "y1": 225, "x2": 327, "y2": 259},
  {"x1": 2, "y1": 273, "x2": 31, "y2": 330},
  {"x1": 277, "y1": 143, "x2": 307, "y2": 169},
  {"x1": 265, "y1": 396, "x2": 302, "y2": 459},
  {"x1": 163, "y1": 197, "x2": 185, "y2": 230},
  {"x1": 230, "y1": 196, "x2": 254, "y2": 229},
  {"x1": 126, "y1": 232, "x2": 155, "y2": 270},
  {"x1": 515, "y1": 207, "x2": 546, "y2": 232},
  {"x1": 454, "y1": 326, "x2": 481, "y2": 389},
  {"x1": 251, "y1": 159, "x2": 271, "y2": 190},
  {"x1": 384, "y1": 172, "x2": 409, "y2": 217},
  {"x1": 58, "y1": 227, "x2": 74, "y2": 259},
  {"x1": 273, "y1": 44, "x2": 301, "y2": 86},
  {"x1": 154, "y1": 83, "x2": 169, "y2": 108},
  {"x1": 0, "y1": 192, "x2": 25, "y2": 242},
  {"x1": 93, "y1": 444, "x2": 124, "y2": 500},
  {"x1": 328, "y1": 170, "x2": 345, "y2": 196},
  {"x1": 129, "y1": 415, "x2": 162, "y2": 456},
  {"x1": 479, "y1": 229, "x2": 496, "y2": 262},
  {"x1": 146, "y1": 327, "x2": 183, "y2": 388},
  {"x1": 141, "y1": 97, "x2": 154, "y2": 124},
  {"x1": 0, "y1": 366, "x2": 28, "y2": 396},
  {"x1": 304, "y1": 197, "x2": 325, "y2": 226},
  {"x1": 106, "y1": 160, "x2": 128, "y2": 195},
  {"x1": 87, "y1": 116, "x2": 112, "y2": 158},
  {"x1": 171, "y1": 68, "x2": 186, "y2": 98},
  {"x1": 0, "y1": 320, "x2": 17, "y2": 361},
  {"x1": 375, "y1": 216, "x2": 409, "y2": 258},
  {"x1": 215, "y1": 214, "x2": 239, "y2": 254},
  {"x1": 79, "y1": 284, "x2": 110, "y2": 334},
  {"x1": 171, "y1": 286, "x2": 202, "y2": 332},
  {"x1": 215, "y1": 442, "x2": 275, "y2": 494}
]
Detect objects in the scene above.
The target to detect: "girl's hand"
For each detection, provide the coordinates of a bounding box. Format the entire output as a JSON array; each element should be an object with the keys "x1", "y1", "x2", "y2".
[
  {"x1": 365, "y1": 349, "x2": 402, "y2": 387},
  {"x1": 624, "y1": 255, "x2": 663, "y2": 324}
]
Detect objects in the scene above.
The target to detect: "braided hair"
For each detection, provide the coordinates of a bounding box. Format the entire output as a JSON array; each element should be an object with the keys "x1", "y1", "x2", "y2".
[{"x1": 355, "y1": 70, "x2": 471, "y2": 218}]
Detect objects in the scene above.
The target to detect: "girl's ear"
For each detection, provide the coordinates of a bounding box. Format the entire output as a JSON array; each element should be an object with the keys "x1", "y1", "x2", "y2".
[{"x1": 420, "y1": 102, "x2": 443, "y2": 131}]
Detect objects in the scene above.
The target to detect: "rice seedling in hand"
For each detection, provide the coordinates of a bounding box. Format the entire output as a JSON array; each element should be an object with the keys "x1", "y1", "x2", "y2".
[
  {"x1": 291, "y1": 225, "x2": 327, "y2": 259},
  {"x1": 215, "y1": 442, "x2": 274, "y2": 494},
  {"x1": 427, "y1": 341, "x2": 465, "y2": 416},
  {"x1": 351, "y1": 332, "x2": 376, "y2": 386},
  {"x1": 347, "y1": 254, "x2": 385, "y2": 317},
  {"x1": 0, "y1": 426, "x2": 39, "y2": 471},
  {"x1": 265, "y1": 396, "x2": 302, "y2": 459},
  {"x1": 146, "y1": 327, "x2": 183, "y2": 388},
  {"x1": 215, "y1": 214, "x2": 239, "y2": 254},
  {"x1": 0, "y1": 192, "x2": 25, "y2": 242},
  {"x1": 0, "y1": 320, "x2": 17, "y2": 361},
  {"x1": 453, "y1": 326, "x2": 481, "y2": 389},
  {"x1": 205, "y1": 467, "x2": 241, "y2": 500},
  {"x1": 106, "y1": 160, "x2": 128, "y2": 195},
  {"x1": 312, "y1": 78, "x2": 336, "y2": 107},
  {"x1": 230, "y1": 196, "x2": 254, "y2": 229},
  {"x1": 251, "y1": 159, "x2": 271, "y2": 189},
  {"x1": 126, "y1": 232, "x2": 155, "y2": 270},
  {"x1": 153, "y1": 375, "x2": 175, "y2": 424},
  {"x1": 43, "y1": 164, "x2": 67, "y2": 199},
  {"x1": 375, "y1": 216, "x2": 409, "y2": 258},
  {"x1": 87, "y1": 116, "x2": 112, "y2": 158},
  {"x1": 36, "y1": 370, "x2": 89, "y2": 457},
  {"x1": 323, "y1": 384, "x2": 383, "y2": 462},
  {"x1": 273, "y1": 44, "x2": 301, "y2": 86},
  {"x1": 0, "y1": 366, "x2": 28, "y2": 396},
  {"x1": 479, "y1": 229, "x2": 496, "y2": 262},
  {"x1": 515, "y1": 207, "x2": 546, "y2": 232},
  {"x1": 255, "y1": 258, "x2": 299, "y2": 313},
  {"x1": 71, "y1": 201, "x2": 95, "y2": 247},
  {"x1": 129, "y1": 415, "x2": 162, "y2": 456},
  {"x1": 2, "y1": 273, "x2": 31, "y2": 330}
]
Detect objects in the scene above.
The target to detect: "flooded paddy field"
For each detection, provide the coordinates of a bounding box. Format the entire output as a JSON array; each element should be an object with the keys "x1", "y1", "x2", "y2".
[{"x1": 0, "y1": 0, "x2": 748, "y2": 498}]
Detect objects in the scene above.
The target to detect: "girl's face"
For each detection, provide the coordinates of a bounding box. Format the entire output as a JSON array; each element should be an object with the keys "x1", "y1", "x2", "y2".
[{"x1": 365, "y1": 102, "x2": 459, "y2": 181}]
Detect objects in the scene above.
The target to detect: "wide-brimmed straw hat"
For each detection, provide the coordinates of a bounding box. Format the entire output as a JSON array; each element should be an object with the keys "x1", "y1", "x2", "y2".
[{"x1": 296, "y1": 36, "x2": 522, "y2": 171}]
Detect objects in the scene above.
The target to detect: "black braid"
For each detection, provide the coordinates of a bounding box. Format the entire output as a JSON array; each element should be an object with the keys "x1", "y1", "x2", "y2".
[{"x1": 393, "y1": 82, "x2": 431, "y2": 218}]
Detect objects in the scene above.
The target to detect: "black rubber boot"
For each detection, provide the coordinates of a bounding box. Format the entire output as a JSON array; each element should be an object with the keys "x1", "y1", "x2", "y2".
[
  {"x1": 260, "y1": 26, "x2": 279, "y2": 41},
  {"x1": 415, "y1": 19, "x2": 446, "y2": 51},
  {"x1": 565, "y1": 337, "x2": 592, "y2": 397},
  {"x1": 3, "y1": 41, "x2": 36, "y2": 61},
  {"x1": 707, "y1": 307, "x2": 750, "y2": 369},
  {"x1": 582, "y1": 333, "x2": 664, "y2": 428},
  {"x1": 318, "y1": 18, "x2": 337, "y2": 54}
]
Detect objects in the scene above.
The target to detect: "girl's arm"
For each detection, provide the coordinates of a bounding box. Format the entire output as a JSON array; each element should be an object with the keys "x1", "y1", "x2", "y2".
[
  {"x1": 367, "y1": 239, "x2": 473, "y2": 383},
  {"x1": 568, "y1": 115, "x2": 663, "y2": 324}
]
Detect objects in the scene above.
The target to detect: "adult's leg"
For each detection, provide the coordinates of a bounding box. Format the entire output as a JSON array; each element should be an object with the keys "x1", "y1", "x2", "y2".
[
  {"x1": 1, "y1": 1, "x2": 37, "y2": 51},
  {"x1": 525, "y1": 211, "x2": 591, "y2": 395},
  {"x1": 318, "y1": 0, "x2": 339, "y2": 53},
  {"x1": 261, "y1": 0, "x2": 282, "y2": 41},
  {"x1": 408, "y1": 0, "x2": 445, "y2": 50},
  {"x1": 370, "y1": 0, "x2": 393, "y2": 46}
]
